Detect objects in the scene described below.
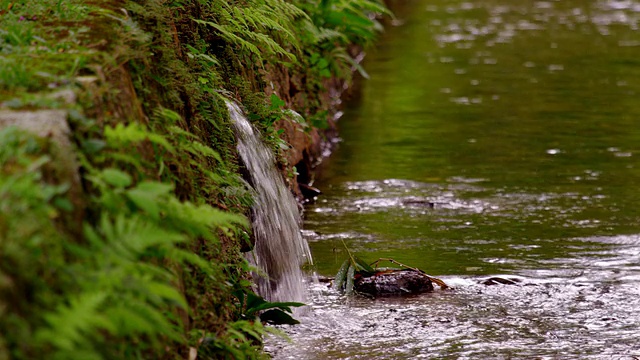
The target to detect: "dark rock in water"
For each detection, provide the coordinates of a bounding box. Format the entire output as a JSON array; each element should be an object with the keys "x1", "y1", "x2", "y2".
[
  {"x1": 299, "y1": 183, "x2": 322, "y2": 199},
  {"x1": 481, "y1": 277, "x2": 521, "y2": 285},
  {"x1": 354, "y1": 269, "x2": 434, "y2": 297},
  {"x1": 401, "y1": 197, "x2": 435, "y2": 208}
]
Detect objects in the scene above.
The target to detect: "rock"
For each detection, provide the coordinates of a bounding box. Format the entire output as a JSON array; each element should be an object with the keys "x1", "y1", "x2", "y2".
[
  {"x1": 0, "y1": 110, "x2": 84, "y2": 237},
  {"x1": 354, "y1": 269, "x2": 434, "y2": 297},
  {"x1": 47, "y1": 89, "x2": 77, "y2": 104},
  {"x1": 0, "y1": 109, "x2": 70, "y2": 139},
  {"x1": 481, "y1": 277, "x2": 521, "y2": 285},
  {"x1": 402, "y1": 197, "x2": 435, "y2": 208},
  {"x1": 299, "y1": 183, "x2": 321, "y2": 200}
]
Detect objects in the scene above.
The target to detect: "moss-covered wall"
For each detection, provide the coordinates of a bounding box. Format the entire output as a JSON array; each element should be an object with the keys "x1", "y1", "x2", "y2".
[{"x1": 0, "y1": 0, "x2": 389, "y2": 358}]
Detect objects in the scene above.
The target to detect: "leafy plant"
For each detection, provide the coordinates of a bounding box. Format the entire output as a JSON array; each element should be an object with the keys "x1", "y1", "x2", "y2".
[
  {"x1": 293, "y1": 0, "x2": 391, "y2": 81},
  {"x1": 334, "y1": 241, "x2": 376, "y2": 295},
  {"x1": 190, "y1": 272, "x2": 303, "y2": 359},
  {"x1": 0, "y1": 123, "x2": 257, "y2": 359},
  {"x1": 234, "y1": 288, "x2": 304, "y2": 326},
  {"x1": 194, "y1": 0, "x2": 308, "y2": 64},
  {"x1": 313, "y1": 0, "x2": 391, "y2": 46}
]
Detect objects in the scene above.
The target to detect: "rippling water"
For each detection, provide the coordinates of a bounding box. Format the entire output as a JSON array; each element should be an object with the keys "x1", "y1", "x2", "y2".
[{"x1": 269, "y1": 0, "x2": 640, "y2": 358}]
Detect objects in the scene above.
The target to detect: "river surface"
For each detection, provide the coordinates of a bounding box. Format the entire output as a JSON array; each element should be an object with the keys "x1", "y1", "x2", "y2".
[{"x1": 270, "y1": 0, "x2": 640, "y2": 358}]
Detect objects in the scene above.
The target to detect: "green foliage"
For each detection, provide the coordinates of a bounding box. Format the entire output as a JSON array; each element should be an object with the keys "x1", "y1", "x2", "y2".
[
  {"x1": 293, "y1": 0, "x2": 390, "y2": 82},
  {"x1": 193, "y1": 0, "x2": 308, "y2": 64},
  {"x1": 314, "y1": 0, "x2": 391, "y2": 46},
  {"x1": 0, "y1": 0, "x2": 147, "y2": 102},
  {"x1": 190, "y1": 268, "x2": 303, "y2": 359},
  {"x1": 0, "y1": 128, "x2": 69, "y2": 359},
  {"x1": 333, "y1": 240, "x2": 376, "y2": 294},
  {"x1": 0, "y1": 125, "x2": 252, "y2": 359},
  {"x1": 236, "y1": 290, "x2": 304, "y2": 326},
  {"x1": 1, "y1": 0, "x2": 392, "y2": 358}
]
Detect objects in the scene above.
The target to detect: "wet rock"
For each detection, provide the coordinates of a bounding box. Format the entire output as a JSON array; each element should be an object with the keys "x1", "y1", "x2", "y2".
[
  {"x1": 299, "y1": 183, "x2": 321, "y2": 200},
  {"x1": 354, "y1": 269, "x2": 434, "y2": 297},
  {"x1": 481, "y1": 277, "x2": 521, "y2": 285},
  {"x1": 401, "y1": 197, "x2": 435, "y2": 208}
]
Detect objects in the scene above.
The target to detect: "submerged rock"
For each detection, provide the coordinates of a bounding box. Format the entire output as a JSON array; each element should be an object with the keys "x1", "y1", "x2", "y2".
[
  {"x1": 354, "y1": 269, "x2": 434, "y2": 297},
  {"x1": 481, "y1": 277, "x2": 521, "y2": 286},
  {"x1": 299, "y1": 183, "x2": 322, "y2": 200}
]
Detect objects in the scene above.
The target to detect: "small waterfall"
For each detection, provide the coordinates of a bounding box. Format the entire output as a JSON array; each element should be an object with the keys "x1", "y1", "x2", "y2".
[{"x1": 226, "y1": 101, "x2": 312, "y2": 302}]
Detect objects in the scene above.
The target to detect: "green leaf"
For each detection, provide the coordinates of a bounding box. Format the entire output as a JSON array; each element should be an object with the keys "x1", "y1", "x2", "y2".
[
  {"x1": 260, "y1": 309, "x2": 300, "y2": 325},
  {"x1": 334, "y1": 259, "x2": 349, "y2": 291},
  {"x1": 245, "y1": 291, "x2": 267, "y2": 314},
  {"x1": 345, "y1": 265, "x2": 356, "y2": 295},
  {"x1": 53, "y1": 197, "x2": 74, "y2": 212},
  {"x1": 146, "y1": 281, "x2": 188, "y2": 309},
  {"x1": 35, "y1": 292, "x2": 115, "y2": 351},
  {"x1": 317, "y1": 57, "x2": 329, "y2": 69},
  {"x1": 248, "y1": 300, "x2": 304, "y2": 314},
  {"x1": 82, "y1": 138, "x2": 106, "y2": 154},
  {"x1": 126, "y1": 181, "x2": 174, "y2": 220},
  {"x1": 101, "y1": 168, "x2": 132, "y2": 188},
  {"x1": 134, "y1": 181, "x2": 174, "y2": 196},
  {"x1": 354, "y1": 256, "x2": 375, "y2": 275},
  {"x1": 126, "y1": 189, "x2": 160, "y2": 219},
  {"x1": 269, "y1": 93, "x2": 285, "y2": 110}
]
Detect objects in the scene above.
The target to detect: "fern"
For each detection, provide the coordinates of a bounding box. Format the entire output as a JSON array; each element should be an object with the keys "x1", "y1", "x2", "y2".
[
  {"x1": 315, "y1": 0, "x2": 391, "y2": 45},
  {"x1": 194, "y1": 0, "x2": 309, "y2": 63},
  {"x1": 35, "y1": 292, "x2": 114, "y2": 355},
  {"x1": 104, "y1": 123, "x2": 174, "y2": 153}
]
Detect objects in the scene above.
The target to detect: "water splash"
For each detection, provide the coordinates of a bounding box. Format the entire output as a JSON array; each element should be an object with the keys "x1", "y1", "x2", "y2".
[{"x1": 226, "y1": 100, "x2": 312, "y2": 302}]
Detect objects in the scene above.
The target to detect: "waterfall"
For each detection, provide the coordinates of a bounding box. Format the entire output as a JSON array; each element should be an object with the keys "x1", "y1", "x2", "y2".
[{"x1": 226, "y1": 101, "x2": 312, "y2": 303}]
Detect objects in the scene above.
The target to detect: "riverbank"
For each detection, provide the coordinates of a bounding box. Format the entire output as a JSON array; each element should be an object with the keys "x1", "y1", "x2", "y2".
[{"x1": 0, "y1": 0, "x2": 389, "y2": 358}]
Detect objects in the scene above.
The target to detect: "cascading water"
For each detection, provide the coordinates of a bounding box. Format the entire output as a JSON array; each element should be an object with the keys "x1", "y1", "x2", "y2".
[{"x1": 226, "y1": 100, "x2": 312, "y2": 303}]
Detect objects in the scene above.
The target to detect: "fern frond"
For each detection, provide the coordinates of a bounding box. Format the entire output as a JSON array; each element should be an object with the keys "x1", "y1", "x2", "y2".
[
  {"x1": 105, "y1": 123, "x2": 175, "y2": 153},
  {"x1": 194, "y1": 0, "x2": 305, "y2": 63},
  {"x1": 35, "y1": 292, "x2": 115, "y2": 352}
]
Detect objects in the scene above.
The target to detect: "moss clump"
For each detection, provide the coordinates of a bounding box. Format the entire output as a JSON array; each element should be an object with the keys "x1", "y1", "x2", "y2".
[{"x1": 0, "y1": 0, "x2": 389, "y2": 358}]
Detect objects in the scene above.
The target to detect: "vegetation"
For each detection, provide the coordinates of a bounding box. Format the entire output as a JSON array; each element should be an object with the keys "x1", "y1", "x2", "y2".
[{"x1": 0, "y1": 0, "x2": 389, "y2": 358}]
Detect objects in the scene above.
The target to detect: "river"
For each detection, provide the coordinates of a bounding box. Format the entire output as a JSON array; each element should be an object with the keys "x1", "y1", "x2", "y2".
[{"x1": 270, "y1": 0, "x2": 640, "y2": 358}]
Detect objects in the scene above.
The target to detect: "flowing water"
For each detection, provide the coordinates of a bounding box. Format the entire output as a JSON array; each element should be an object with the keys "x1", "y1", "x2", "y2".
[
  {"x1": 269, "y1": 0, "x2": 640, "y2": 358},
  {"x1": 227, "y1": 101, "x2": 311, "y2": 303}
]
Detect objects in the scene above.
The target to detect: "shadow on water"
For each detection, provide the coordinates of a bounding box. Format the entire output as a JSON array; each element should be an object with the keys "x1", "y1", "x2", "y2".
[{"x1": 270, "y1": 0, "x2": 640, "y2": 358}]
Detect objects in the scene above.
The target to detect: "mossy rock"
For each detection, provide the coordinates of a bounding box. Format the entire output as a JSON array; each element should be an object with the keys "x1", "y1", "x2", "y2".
[{"x1": 0, "y1": 110, "x2": 84, "y2": 237}]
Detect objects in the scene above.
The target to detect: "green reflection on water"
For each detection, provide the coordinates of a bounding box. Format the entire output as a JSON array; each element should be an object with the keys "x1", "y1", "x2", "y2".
[{"x1": 304, "y1": 0, "x2": 640, "y2": 277}]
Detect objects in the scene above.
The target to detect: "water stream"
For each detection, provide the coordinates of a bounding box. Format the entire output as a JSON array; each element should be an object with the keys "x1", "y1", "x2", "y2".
[
  {"x1": 269, "y1": 0, "x2": 640, "y2": 358},
  {"x1": 227, "y1": 101, "x2": 311, "y2": 303}
]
